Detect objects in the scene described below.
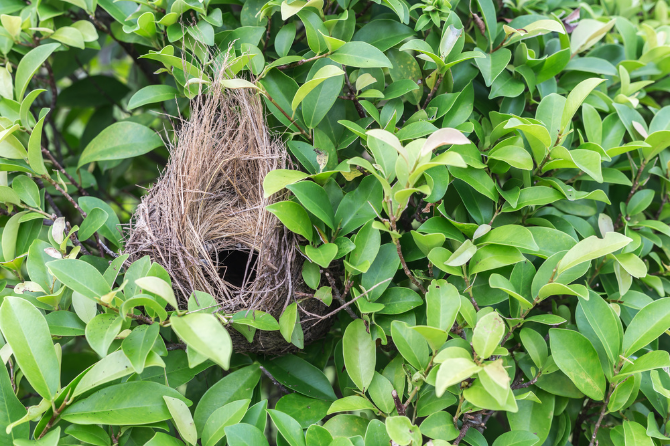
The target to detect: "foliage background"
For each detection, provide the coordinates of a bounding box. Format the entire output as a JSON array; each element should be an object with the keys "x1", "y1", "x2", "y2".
[{"x1": 0, "y1": 0, "x2": 670, "y2": 444}]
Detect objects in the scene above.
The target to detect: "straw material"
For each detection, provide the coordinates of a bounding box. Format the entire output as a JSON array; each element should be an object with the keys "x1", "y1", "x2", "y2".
[{"x1": 124, "y1": 71, "x2": 329, "y2": 353}]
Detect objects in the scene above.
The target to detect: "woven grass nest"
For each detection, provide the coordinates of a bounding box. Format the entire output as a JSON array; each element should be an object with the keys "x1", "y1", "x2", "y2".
[{"x1": 124, "y1": 70, "x2": 331, "y2": 354}]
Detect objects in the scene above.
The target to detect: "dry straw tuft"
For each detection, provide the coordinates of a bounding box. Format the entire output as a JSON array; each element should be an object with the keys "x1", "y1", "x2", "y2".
[{"x1": 124, "y1": 67, "x2": 329, "y2": 353}]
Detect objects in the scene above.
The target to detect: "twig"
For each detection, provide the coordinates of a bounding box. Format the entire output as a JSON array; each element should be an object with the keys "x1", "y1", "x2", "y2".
[
  {"x1": 356, "y1": 1, "x2": 373, "y2": 17},
  {"x1": 343, "y1": 70, "x2": 366, "y2": 119},
  {"x1": 392, "y1": 390, "x2": 405, "y2": 416},
  {"x1": 8, "y1": 360, "x2": 15, "y2": 393},
  {"x1": 260, "y1": 365, "x2": 289, "y2": 395},
  {"x1": 37, "y1": 391, "x2": 71, "y2": 439},
  {"x1": 262, "y1": 16, "x2": 272, "y2": 54},
  {"x1": 626, "y1": 160, "x2": 647, "y2": 205},
  {"x1": 323, "y1": 271, "x2": 358, "y2": 320},
  {"x1": 589, "y1": 390, "x2": 612, "y2": 446},
  {"x1": 314, "y1": 275, "x2": 393, "y2": 322},
  {"x1": 511, "y1": 372, "x2": 540, "y2": 389},
  {"x1": 422, "y1": 74, "x2": 443, "y2": 109},
  {"x1": 275, "y1": 53, "x2": 329, "y2": 70},
  {"x1": 262, "y1": 93, "x2": 312, "y2": 141}
]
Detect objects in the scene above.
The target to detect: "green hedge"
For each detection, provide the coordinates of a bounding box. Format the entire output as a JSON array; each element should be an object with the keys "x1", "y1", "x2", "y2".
[{"x1": 0, "y1": 0, "x2": 669, "y2": 444}]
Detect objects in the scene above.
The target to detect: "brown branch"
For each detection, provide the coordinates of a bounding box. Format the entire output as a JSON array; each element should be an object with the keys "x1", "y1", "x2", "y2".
[
  {"x1": 626, "y1": 160, "x2": 647, "y2": 206},
  {"x1": 589, "y1": 391, "x2": 613, "y2": 446},
  {"x1": 263, "y1": 93, "x2": 312, "y2": 141},
  {"x1": 356, "y1": 1, "x2": 373, "y2": 17},
  {"x1": 422, "y1": 74, "x2": 443, "y2": 109},
  {"x1": 262, "y1": 16, "x2": 272, "y2": 54},
  {"x1": 343, "y1": 70, "x2": 366, "y2": 119},
  {"x1": 511, "y1": 371, "x2": 540, "y2": 389},
  {"x1": 260, "y1": 365, "x2": 289, "y2": 395},
  {"x1": 42, "y1": 148, "x2": 88, "y2": 196},
  {"x1": 275, "y1": 53, "x2": 329, "y2": 70},
  {"x1": 324, "y1": 271, "x2": 358, "y2": 320},
  {"x1": 392, "y1": 390, "x2": 405, "y2": 416},
  {"x1": 37, "y1": 391, "x2": 71, "y2": 439}
]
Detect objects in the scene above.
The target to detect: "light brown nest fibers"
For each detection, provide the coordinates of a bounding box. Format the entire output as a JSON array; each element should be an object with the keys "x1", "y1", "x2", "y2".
[{"x1": 124, "y1": 70, "x2": 329, "y2": 354}]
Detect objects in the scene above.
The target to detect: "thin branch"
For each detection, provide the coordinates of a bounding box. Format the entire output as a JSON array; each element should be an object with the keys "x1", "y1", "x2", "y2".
[
  {"x1": 260, "y1": 365, "x2": 289, "y2": 395},
  {"x1": 343, "y1": 69, "x2": 366, "y2": 119},
  {"x1": 263, "y1": 93, "x2": 312, "y2": 141},
  {"x1": 42, "y1": 148, "x2": 88, "y2": 196},
  {"x1": 422, "y1": 74, "x2": 443, "y2": 109},
  {"x1": 392, "y1": 390, "x2": 405, "y2": 416},
  {"x1": 275, "y1": 53, "x2": 329, "y2": 70}
]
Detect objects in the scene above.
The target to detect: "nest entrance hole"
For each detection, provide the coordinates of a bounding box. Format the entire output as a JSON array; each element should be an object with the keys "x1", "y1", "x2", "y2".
[{"x1": 215, "y1": 249, "x2": 259, "y2": 288}]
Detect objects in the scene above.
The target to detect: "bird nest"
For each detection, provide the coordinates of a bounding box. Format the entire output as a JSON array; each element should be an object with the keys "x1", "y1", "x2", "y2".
[{"x1": 124, "y1": 70, "x2": 329, "y2": 354}]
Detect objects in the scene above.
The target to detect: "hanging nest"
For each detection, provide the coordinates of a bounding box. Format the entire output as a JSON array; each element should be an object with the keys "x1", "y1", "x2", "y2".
[{"x1": 124, "y1": 69, "x2": 331, "y2": 354}]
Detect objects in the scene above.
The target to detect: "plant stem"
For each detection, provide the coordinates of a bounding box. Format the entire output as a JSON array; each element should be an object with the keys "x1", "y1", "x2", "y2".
[{"x1": 263, "y1": 93, "x2": 312, "y2": 142}]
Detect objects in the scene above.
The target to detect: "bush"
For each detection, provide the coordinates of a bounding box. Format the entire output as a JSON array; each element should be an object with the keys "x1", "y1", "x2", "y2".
[{"x1": 0, "y1": 0, "x2": 669, "y2": 444}]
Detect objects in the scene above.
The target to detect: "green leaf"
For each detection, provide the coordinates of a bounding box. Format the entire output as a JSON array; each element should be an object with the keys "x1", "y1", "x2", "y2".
[
  {"x1": 475, "y1": 0, "x2": 497, "y2": 48},
  {"x1": 469, "y1": 245, "x2": 525, "y2": 275},
  {"x1": 202, "y1": 399, "x2": 250, "y2": 446},
  {"x1": 193, "y1": 365, "x2": 261, "y2": 435},
  {"x1": 376, "y1": 287, "x2": 422, "y2": 315},
  {"x1": 624, "y1": 421, "x2": 654, "y2": 446},
  {"x1": 473, "y1": 311, "x2": 505, "y2": 359},
  {"x1": 27, "y1": 115, "x2": 47, "y2": 175},
  {"x1": 266, "y1": 201, "x2": 314, "y2": 242},
  {"x1": 627, "y1": 190, "x2": 655, "y2": 216},
  {"x1": 262, "y1": 170, "x2": 309, "y2": 198},
  {"x1": 275, "y1": 393, "x2": 329, "y2": 428},
  {"x1": 12, "y1": 175, "x2": 40, "y2": 208},
  {"x1": 330, "y1": 42, "x2": 393, "y2": 68},
  {"x1": 14, "y1": 43, "x2": 60, "y2": 101},
  {"x1": 507, "y1": 389, "x2": 555, "y2": 444},
  {"x1": 73, "y1": 350, "x2": 145, "y2": 398},
  {"x1": 556, "y1": 232, "x2": 632, "y2": 276},
  {"x1": 425, "y1": 280, "x2": 460, "y2": 331},
  {"x1": 231, "y1": 310, "x2": 280, "y2": 330},
  {"x1": 85, "y1": 313, "x2": 122, "y2": 357},
  {"x1": 474, "y1": 48, "x2": 511, "y2": 87},
  {"x1": 122, "y1": 324, "x2": 160, "y2": 373},
  {"x1": 170, "y1": 313, "x2": 232, "y2": 370},
  {"x1": 262, "y1": 355, "x2": 337, "y2": 400},
  {"x1": 77, "y1": 122, "x2": 164, "y2": 169},
  {"x1": 392, "y1": 320, "x2": 430, "y2": 370},
  {"x1": 477, "y1": 225, "x2": 538, "y2": 251},
  {"x1": 435, "y1": 358, "x2": 481, "y2": 397},
  {"x1": 549, "y1": 328, "x2": 606, "y2": 400},
  {"x1": 164, "y1": 396, "x2": 197, "y2": 446},
  {"x1": 62, "y1": 381, "x2": 191, "y2": 425},
  {"x1": 291, "y1": 64, "x2": 343, "y2": 111},
  {"x1": 128, "y1": 85, "x2": 178, "y2": 110},
  {"x1": 64, "y1": 425, "x2": 110, "y2": 446},
  {"x1": 386, "y1": 416, "x2": 421, "y2": 446},
  {"x1": 492, "y1": 430, "x2": 539, "y2": 446},
  {"x1": 0, "y1": 356, "x2": 28, "y2": 443},
  {"x1": 268, "y1": 409, "x2": 306, "y2": 446},
  {"x1": 560, "y1": 78, "x2": 605, "y2": 135},
  {"x1": 327, "y1": 396, "x2": 376, "y2": 414},
  {"x1": 78, "y1": 207, "x2": 108, "y2": 241},
  {"x1": 225, "y1": 423, "x2": 270, "y2": 446},
  {"x1": 578, "y1": 290, "x2": 621, "y2": 365},
  {"x1": 135, "y1": 276, "x2": 178, "y2": 309},
  {"x1": 343, "y1": 319, "x2": 376, "y2": 392},
  {"x1": 0, "y1": 297, "x2": 60, "y2": 401},
  {"x1": 622, "y1": 298, "x2": 670, "y2": 356},
  {"x1": 286, "y1": 181, "x2": 335, "y2": 229},
  {"x1": 520, "y1": 328, "x2": 548, "y2": 369}
]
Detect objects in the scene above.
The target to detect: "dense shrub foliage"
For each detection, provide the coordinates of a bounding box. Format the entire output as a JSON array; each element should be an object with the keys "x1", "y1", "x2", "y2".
[{"x1": 0, "y1": 0, "x2": 669, "y2": 444}]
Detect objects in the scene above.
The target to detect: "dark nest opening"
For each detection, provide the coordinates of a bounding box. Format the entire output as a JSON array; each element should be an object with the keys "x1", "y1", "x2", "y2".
[{"x1": 124, "y1": 68, "x2": 330, "y2": 354}]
